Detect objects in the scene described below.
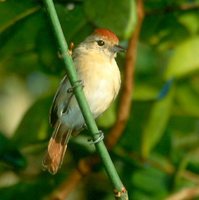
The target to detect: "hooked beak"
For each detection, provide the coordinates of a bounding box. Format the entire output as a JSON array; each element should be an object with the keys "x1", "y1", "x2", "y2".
[{"x1": 113, "y1": 44, "x2": 126, "y2": 53}]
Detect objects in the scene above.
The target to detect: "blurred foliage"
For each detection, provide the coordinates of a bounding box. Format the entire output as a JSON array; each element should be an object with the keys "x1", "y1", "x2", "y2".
[{"x1": 0, "y1": 0, "x2": 199, "y2": 199}]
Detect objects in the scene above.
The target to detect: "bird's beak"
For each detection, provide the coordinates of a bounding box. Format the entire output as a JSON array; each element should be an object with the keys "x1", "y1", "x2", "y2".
[{"x1": 113, "y1": 44, "x2": 126, "y2": 53}]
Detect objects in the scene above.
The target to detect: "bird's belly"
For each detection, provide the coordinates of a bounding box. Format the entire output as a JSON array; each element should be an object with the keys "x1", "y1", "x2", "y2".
[
  {"x1": 60, "y1": 79, "x2": 115, "y2": 129},
  {"x1": 85, "y1": 79, "x2": 114, "y2": 118},
  {"x1": 60, "y1": 60, "x2": 120, "y2": 130}
]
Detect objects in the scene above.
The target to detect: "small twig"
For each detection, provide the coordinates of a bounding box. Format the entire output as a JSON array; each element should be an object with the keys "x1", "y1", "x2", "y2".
[
  {"x1": 182, "y1": 171, "x2": 199, "y2": 185},
  {"x1": 166, "y1": 186, "x2": 199, "y2": 200},
  {"x1": 106, "y1": 0, "x2": 145, "y2": 149},
  {"x1": 50, "y1": 169, "x2": 82, "y2": 200},
  {"x1": 50, "y1": 158, "x2": 97, "y2": 200}
]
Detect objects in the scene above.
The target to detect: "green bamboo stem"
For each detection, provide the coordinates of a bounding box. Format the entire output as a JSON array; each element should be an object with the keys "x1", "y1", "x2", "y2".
[{"x1": 42, "y1": 0, "x2": 128, "y2": 199}]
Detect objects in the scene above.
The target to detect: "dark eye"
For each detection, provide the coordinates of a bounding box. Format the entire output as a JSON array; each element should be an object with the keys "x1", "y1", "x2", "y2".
[{"x1": 97, "y1": 40, "x2": 105, "y2": 46}]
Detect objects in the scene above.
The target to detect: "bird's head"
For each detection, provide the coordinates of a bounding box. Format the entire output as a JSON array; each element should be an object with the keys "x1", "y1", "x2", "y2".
[{"x1": 79, "y1": 28, "x2": 125, "y2": 58}]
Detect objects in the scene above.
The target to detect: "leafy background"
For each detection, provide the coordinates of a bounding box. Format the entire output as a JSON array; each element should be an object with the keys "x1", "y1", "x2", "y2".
[{"x1": 0, "y1": 0, "x2": 199, "y2": 199}]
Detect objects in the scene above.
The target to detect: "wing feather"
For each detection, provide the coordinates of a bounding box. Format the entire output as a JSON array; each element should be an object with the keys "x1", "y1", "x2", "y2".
[{"x1": 49, "y1": 75, "x2": 72, "y2": 127}]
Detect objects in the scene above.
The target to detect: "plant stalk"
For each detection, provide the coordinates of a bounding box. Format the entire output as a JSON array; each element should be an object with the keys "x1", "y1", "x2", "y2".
[{"x1": 42, "y1": 0, "x2": 128, "y2": 199}]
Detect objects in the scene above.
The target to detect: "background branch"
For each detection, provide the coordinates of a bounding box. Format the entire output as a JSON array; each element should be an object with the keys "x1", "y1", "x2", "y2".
[{"x1": 106, "y1": 0, "x2": 145, "y2": 149}]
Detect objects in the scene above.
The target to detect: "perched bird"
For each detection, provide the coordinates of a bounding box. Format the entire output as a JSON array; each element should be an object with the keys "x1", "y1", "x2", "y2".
[{"x1": 42, "y1": 28, "x2": 124, "y2": 174}]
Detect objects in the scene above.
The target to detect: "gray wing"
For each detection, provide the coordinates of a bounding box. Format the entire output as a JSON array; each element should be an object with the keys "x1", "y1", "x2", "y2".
[{"x1": 49, "y1": 75, "x2": 72, "y2": 127}]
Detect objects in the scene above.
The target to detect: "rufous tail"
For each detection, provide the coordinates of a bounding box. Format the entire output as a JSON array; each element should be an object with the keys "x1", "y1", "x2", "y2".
[{"x1": 42, "y1": 122, "x2": 72, "y2": 174}]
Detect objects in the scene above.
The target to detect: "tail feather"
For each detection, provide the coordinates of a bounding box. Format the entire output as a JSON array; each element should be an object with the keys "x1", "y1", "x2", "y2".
[{"x1": 42, "y1": 122, "x2": 72, "y2": 174}]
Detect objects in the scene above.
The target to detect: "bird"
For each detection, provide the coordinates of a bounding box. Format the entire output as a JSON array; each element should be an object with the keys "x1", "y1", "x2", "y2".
[{"x1": 42, "y1": 28, "x2": 124, "y2": 174}]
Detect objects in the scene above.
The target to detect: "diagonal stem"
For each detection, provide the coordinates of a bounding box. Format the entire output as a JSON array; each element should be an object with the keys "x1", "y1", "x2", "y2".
[{"x1": 42, "y1": 0, "x2": 128, "y2": 199}]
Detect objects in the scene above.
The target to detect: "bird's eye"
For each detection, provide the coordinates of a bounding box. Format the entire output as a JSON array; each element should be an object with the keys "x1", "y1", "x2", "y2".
[{"x1": 97, "y1": 40, "x2": 105, "y2": 46}]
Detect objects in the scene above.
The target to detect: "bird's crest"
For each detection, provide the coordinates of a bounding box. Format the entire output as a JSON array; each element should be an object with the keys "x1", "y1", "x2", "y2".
[{"x1": 94, "y1": 28, "x2": 119, "y2": 44}]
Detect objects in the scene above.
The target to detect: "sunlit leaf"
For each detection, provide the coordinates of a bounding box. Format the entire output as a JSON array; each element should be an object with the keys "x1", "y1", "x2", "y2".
[
  {"x1": 165, "y1": 37, "x2": 199, "y2": 79},
  {"x1": 178, "y1": 12, "x2": 199, "y2": 35}
]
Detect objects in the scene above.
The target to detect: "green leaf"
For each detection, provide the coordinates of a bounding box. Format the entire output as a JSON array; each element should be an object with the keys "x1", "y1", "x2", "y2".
[
  {"x1": 178, "y1": 12, "x2": 199, "y2": 35},
  {"x1": 165, "y1": 37, "x2": 199, "y2": 79},
  {"x1": 0, "y1": 13, "x2": 46, "y2": 75},
  {"x1": 120, "y1": 101, "x2": 152, "y2": 152},
  {"x1": 0, "y1": 0, "x2": 40, "y2": 49},
  {"x1": 84, "y1": 0, "x2": 137, "y2": 38},
  {"x1": 141, "y1": 84, "x2": 175, "y2": 158},
  {"x1": 132, "y1": 167, "x2": 168, "y2": 199},
  {"x1": 0, "y1": 0, "x2": 38, "y2": 33}
]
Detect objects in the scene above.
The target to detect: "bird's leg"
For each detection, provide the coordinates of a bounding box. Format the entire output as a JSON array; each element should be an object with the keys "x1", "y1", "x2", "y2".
[
  {"x1": 67, "y1": 80, "x2": 84, "y2": 93},
  {"x1": 68, "y1": 42, "x2": 74, "y2": 56}
]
